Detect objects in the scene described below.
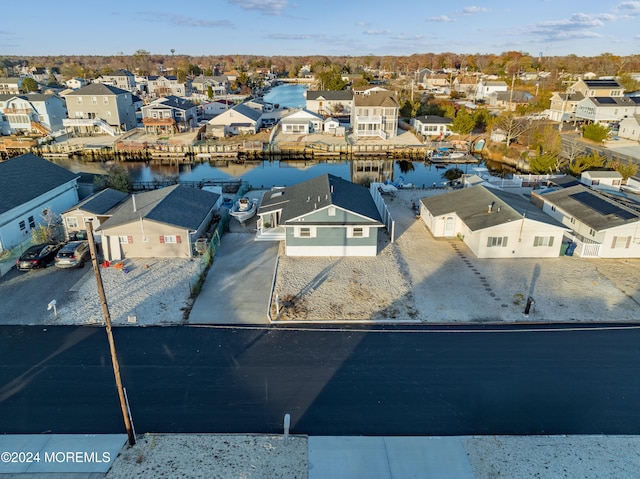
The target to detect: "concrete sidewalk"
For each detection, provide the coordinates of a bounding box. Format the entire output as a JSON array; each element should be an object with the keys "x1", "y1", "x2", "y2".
[{"x1": 0, "y1": 434, "x2": 126, "y2": 477}]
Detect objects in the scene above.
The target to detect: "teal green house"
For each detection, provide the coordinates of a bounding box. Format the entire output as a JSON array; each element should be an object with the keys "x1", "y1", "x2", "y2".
[{"x1": 256, "y1": 174, "x2": 384, "y2": 256}]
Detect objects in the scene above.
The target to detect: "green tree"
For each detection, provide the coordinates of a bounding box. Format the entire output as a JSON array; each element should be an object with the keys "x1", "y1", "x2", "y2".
[
  {"x1": 207, "y1": 85, "x2": 213, "y2": 99},
  {"x1": 471, "y1": 108, "x2": 493, "y2": 132},
  {"x1": 315, "y1": 66, "x2": 348, "y2": 91},
  {"x1": 22, "y1": 77, "x2": 39, "y2": 92},
  {"x1": 609, "y1": 159, "x2": 638, "y2": 181},
  {"x1": 95, "y1": 165, "x2": 133, "y2": 193},
  {"x1": 450, "y1": 108, "x2": 475, "y2": 138},
  {"x1": 617, "y1": 73, "x2": 640, "y2": 93},
  {"x1": 582, "y1": 123, "x2": 609, "y2": 142},
  {"x1": 31, "y1": 208, "x2": 63, "y2": 244},
  {"x1": 529, "y1": 153, "x2": 563, "y2": 174},
  {"x1": 568, "y1": 151, "x2": 606, "y2": 176}
]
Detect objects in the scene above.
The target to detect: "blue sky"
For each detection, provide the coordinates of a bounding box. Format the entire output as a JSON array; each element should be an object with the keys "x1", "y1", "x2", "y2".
[{"x1": 2, "y1": 0, "x2": 639, "y2": 57}]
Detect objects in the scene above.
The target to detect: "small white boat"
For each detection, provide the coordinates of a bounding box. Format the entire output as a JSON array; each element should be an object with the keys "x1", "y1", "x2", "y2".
[{"x1": 230, "y1": 197, "x2": 257, "y2": 223}]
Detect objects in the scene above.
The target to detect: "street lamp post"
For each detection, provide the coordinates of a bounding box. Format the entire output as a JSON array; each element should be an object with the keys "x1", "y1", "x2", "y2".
[{"x1": 85, "y1": 221, "x2": 136, "y2": 446}]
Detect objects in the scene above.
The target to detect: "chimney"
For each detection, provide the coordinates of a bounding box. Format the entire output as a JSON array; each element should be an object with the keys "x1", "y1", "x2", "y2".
[{"x1": 132, "y1": 194, "x2": 137, "y2": 212}]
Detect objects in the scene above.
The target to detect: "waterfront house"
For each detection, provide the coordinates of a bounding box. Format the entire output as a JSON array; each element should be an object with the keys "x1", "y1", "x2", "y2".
[
  {"x1": 61, "y1": 188, "x2": 128, "y2": 242},
  {"x1": 0, "y1": 93, "x2": 66, "y2": 136},
  {"x1": 617, "y1": 115, "x2": 640, "y2": 141},
  {"x1": 0, "y1": 78, "x2": 24, "y2": 95},
  {"x1": 200, "y1": 99, "x2": 234, "y2": 119},
  {"x1": 420, "y1": 185, "x2": 568, "y2": 259},
  {"x1": 351, "y1": 91, "x2": 399, "y2": 140},
  {"x1": 191, "y1": 76, "x2": 228, "y2": 96},
  {"x1": 63, "y1": 83, "x2": 137, "y2": 136},
  {"x1": 95, "y1": 69, "x2": 137, "y2": 92},
  {"x1": 487, "y1": 90, "x2": 532, "y2": 111},
  {"x1": 98, "y1": 185, "x2": 219, "y2": 261},
  {"x1": 65, "y1": 78, "x2": 88, "y2": 90},
  {"x1": 0, "y1": 154, "x2": 78, "y2": 253},
  {"x1": 531, "y1": 184, "x2": 640, "y2": 258},
  {"x1": 206, "y1": 102, "x2": 262, "y2": 137},
  {"x1": 141, "y1": 96, "x2": 198, "y2": 135},
  {"x1": 411, "y1": 115, "x2": 452, "y2": 139},
  {"x1": 305, "y1": 90, "x2": 353, "y2": 117},
  {"x1": 280, "y1": 108, "x2": 324, "y2": 134},
  {"x1": 256, "y1": 174, "x2": 384, "y2": 257},
  {"x1": 579, "y1": 170, "x2": 623, "y2": 192}
]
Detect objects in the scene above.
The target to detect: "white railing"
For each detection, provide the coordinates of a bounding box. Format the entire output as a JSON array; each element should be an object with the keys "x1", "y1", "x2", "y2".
[
  {"x1": 370, "y1": 183, "x2": 395, "y2": 242},
  {"x1": 575, "y1": 240, "x2": 601, "y2": 258},
  {"x1": 62, "y1": 117, "x2": 117, "y2": 136},
  {"x1": 357, "y1": 115, "x2": 383, "y2": 123}
]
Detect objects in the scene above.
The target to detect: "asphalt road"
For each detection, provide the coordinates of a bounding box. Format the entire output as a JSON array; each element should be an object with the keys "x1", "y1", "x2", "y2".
[
  {"x1": 0, "y1": 263, "x2": 91, "y2": 324},
  {"x1": 1, "y1": 325, "x2": 640, "y2": 436}
]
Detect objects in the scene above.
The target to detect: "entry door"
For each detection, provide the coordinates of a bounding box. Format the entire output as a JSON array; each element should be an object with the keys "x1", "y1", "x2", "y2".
[
  {"x1": 109, "y1": 235, "x2": 122, "y2": 261},
  {"x1": 444, "y1": 216, "x2": 455, "y2": 236}
]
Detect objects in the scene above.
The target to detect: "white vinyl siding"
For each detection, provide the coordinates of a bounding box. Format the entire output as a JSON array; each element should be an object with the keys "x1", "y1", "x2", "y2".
[
  {"x1": 533, "y1": 236, "x2": 555, "y2": 247},
  {"x1": 487, "y1": 236, "x2": 508, "y2": 247}
]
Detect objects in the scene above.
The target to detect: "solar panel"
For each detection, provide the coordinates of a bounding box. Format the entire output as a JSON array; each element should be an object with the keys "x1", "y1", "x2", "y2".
[
  {"x1": 594, "y1": 97, "x2": 616, "y2": 104},
  {"x1": 571, "y1": 191, "x2": 637, "y2": 220}
]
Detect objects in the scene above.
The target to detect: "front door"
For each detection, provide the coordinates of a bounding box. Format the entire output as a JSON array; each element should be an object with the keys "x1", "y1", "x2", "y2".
[{"x1": 444, "y1": 216, "x2": 455, "y2": 236}]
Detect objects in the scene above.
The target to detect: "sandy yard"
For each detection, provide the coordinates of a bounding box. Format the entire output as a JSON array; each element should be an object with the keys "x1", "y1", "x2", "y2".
[{"x1": 271, "y1": 189, "x2": 640, "y2": 323}]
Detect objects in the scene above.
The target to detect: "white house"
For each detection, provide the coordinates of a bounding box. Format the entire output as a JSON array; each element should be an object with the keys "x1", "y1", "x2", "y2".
[
  {"x1": 532, "y1": 184, "x2": 640, "y2": 258},
  {"x1": 420, "y1": 185, "x2": 568, "y2": 259},
  {"x1": 579, "y1": 171, "x2": 623, "y2": 192},
  {"x1": 0, "y1": 154, "x2": 79, "y2": 253},
  {"x1": 305, "y1": 90, "x2": 353, "y2": 117},
  {"x1": 618, "y1": 115, "x2": 640, "y2": 141},
  {"x1": 411, "y1": 115, "x2": 452, "y2": 138},
  {"x1": 0, "y1": 93, "x2": 67, "y2": 136},
  {"x1": 206, "y1": 103, "x2": 262, "y2": 137},
  {"x1": 280, "y1": 108, "x2": 324, "y2": 134},
  {"x1": 574, "y1": 96, "x2": 640, "y2": 124},
  {"x1": 476, "y1": 80, "x2": 508, "y2": 101}
]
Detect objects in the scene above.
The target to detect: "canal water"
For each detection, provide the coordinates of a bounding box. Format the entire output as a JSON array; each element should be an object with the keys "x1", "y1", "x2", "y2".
[
  {"x1": 262, "y1": 83, "x2": 308, "y2": 109},
  {"x1": 54, "y1": 156, "x2": 494, "y2": 190}
]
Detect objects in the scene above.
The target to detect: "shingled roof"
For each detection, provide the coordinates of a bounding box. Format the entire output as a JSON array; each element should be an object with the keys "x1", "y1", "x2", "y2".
[
  {"x1": 259, "y1": 174, "x2": 382, "y2": 225},
  {"x1": 99, "y1": 185, "x2": 219, "y2": 231},
  {"x1": 65, "y1": 188, "x2": 128, "y2": 215},
  {"x1": 0, "y1": 154, "x2": 78, "y2": 215}
]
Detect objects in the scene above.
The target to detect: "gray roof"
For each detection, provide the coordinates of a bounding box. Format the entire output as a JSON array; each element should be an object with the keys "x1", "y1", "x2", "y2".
[
  {"x1": 258, "y1": 174, "x2": 383, "y2": 225},
  {"x1": 582, "y1": 170, "x2": 622, "y2": 179},
  {"x1": 306, "y1": 90, "x2": 353, "y2": 101},
  {"x1": 65, "y1": 188, "x2": 128, "y2": 215},
  {"x1": 537, "y1": 184, "x2": 640, "y2": 231},
  {"x1": 231, "y1": 103, "x2": 262, "y2": 122},
  {"x1": 100, "y1": 185, "x2": 219, "y2": 231},
  {"x1": 421, "y1": 185, "x2": 566, "y2": 231},
  {"x1": 414, "y1": 115, "x2": 452, "y2": 124},
  {"x1": 354, "y1": 91, "x2": 399, "y2": 108},
  {"x1": 147, "y1": 95, "x2": 196, "y2": 111},
  {"x1": 64, "y1": 83, "x2": 130, "y2": 96},
  {"x1": 0, "y1": 154, "x2": 78, "y2": 215}
]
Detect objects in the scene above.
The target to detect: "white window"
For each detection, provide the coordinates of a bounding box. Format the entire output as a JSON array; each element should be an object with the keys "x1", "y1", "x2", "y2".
[
  {"x1": 533, "y1": 236, "x2": 554, "y2": 247},
  {"x1": 118, "y1": 236, "x2": 130, "y2": 244},
  {"x1": 347, "y1": 226, "x2": 368, "y2": 238},
  {"x1": 163, "y1": 235, "x2": 177, "y2": 244},
  {"x1": 328, "y1": 206, "x2": 336, "y2": 217},
  {"x1": 612, "y1": 236, "x2": 630, "y2": 249},
  {"x1": 77, "y1": 97, "x2": 83, "y2": 104},
  {"x1": 103, "y1": 97, "x2": 109, "y2": 104},
  {"x1": 66, "y1": 216, "x2": 78, "y2": 228},
  {"x1": 487, "y1": 236, "x2": 508, "y2": 247},
  {"x1": 91, "y1": 96, "x2": 97, "y2": 104},
  {"x1": 295, "y1": 226, "x2": 316, "y2": 238}
]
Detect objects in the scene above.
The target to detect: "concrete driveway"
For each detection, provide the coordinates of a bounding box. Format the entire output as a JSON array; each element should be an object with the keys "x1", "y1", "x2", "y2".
[{"x1": 188, "y1": 221, "x2": 279, "y2": 325}]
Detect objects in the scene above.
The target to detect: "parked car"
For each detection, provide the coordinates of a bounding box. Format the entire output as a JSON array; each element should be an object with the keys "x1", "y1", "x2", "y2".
[
  {"x1": 16, "y1": 243, "x2": 63, "y2": 271},
  {"x1": 54, "y1": 241, "x2": 90, "y2": 269}
]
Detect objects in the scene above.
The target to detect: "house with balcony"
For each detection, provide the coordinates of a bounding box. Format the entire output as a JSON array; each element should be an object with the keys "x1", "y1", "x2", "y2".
[
  {"x1": 420, "y1": 185, "x2": 568, "y2": 259},
  {"x1": 255, "y1": 173, "x2": 384, "y2": 256},
  {"x1": 97, "y1": 185, "x2": 219, "y2": 261},
  {"x1": 63, "y1": 83, "x2": 137, "y2": 136},
  {"x1": 351, "y1": 91, "x2": 399, "y2": 140},
  {"x1": 141, "y1": 96, "x2": 198, "y2": 135},
  {"x1": 305, "y1": 90, "x2": 353, "y2": 117},
  {"x1": 95, "y1": 69, "x2": 137, "y2": 92},
  {"x1": 411, "y1": 115, "x2": 452, "y2": 139},
  {"x1": 191, "y1": 76, "x2": 229, "y2": 96},
  {"x1": 147, "y1": 76, "x2": 187, "y2": 98},
  {"x1": 0, "y1": 153, "x2": 79, "y2": 253},
  {"x1": 0, "y1": 93, "x2": 66, "y2": 136},
  {"x1": 0, "y1": 78, "x2": 24, "y2": 95},
  {"x1": 531, "y1": 184, "x2": 640, "y2": 258}
]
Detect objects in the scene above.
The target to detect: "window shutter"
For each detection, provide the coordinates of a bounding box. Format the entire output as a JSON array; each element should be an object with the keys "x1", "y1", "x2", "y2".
[
  {"x1": 549, "y1": 236, "x2": 554, "y2": 247},
  {"x1": 626, "y1": 236, "x2": 631, "y2": 249},
  {"x1": 503, "y1": 236, "x2": 508, "y2": 247},
  {"x1": 176, "y1": 235, "x2": 182, "y2": 244},
  {"x1": 127, "y1": 235, "x2": 133, "y2": 244},
  {"x1": 159, "y1": 236, "x2": 164, "y2": 243},
  {"x1": 611, "y1": 236, "x2": 617, "y2": 248}
]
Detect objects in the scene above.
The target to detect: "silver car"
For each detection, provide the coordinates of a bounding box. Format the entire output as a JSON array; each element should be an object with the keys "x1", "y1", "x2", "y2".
[{"x1": 54, "y1": 241, "x2": 90, "y2": 269}]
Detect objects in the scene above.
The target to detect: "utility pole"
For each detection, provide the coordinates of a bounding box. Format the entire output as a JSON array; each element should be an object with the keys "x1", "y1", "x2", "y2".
[{"x1": 85, "y1": 222, "x2": 136, "y2": 446}]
